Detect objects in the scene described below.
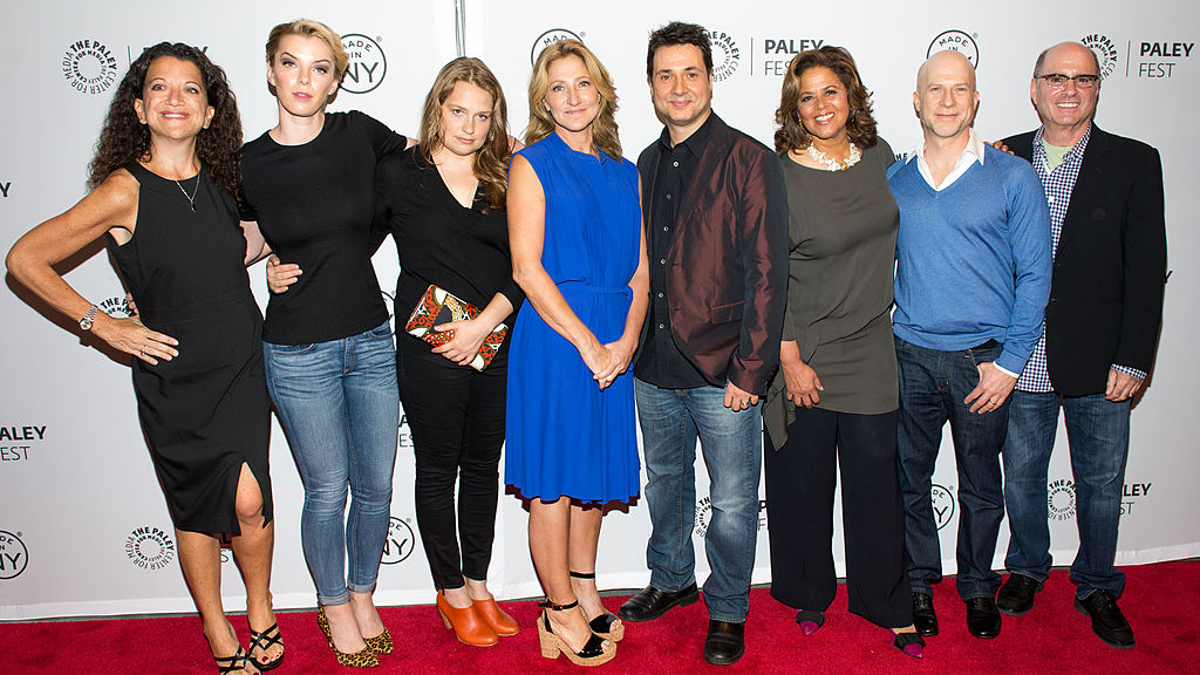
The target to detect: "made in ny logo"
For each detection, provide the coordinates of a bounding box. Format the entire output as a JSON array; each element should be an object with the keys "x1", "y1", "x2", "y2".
[
  {"x1": 931, "y1": 484, "x2": 957, "y2": 531},
  {"x1": 927, "y1": 30, "x2": 979, "y2": 68},
  {"x1": 531, "y1": 28, "x2": 583, "y2": 66},
  {"x1": 62, "y1": 39, "x2": 119, "y2": 95},
  {"x1": 125, "y1": 526, "x2": 176, "y2": 570},
  {"x1": 340, "y1": 34, "x2": 386, "y2": 94},
  {"x1": 381, "y1": 516, "x2": 415, "y2": 565},
  {"x1": 0, "y1": 530, "x2": 29, "y2": 580}
]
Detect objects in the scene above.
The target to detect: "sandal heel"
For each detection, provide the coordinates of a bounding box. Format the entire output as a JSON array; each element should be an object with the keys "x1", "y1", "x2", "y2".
[
  {"x1": 537, "y1": 617, "x2": 562, "y2": 659},
  {"x1": 537, "y1": 602, "x2": 617, "y2": 666}
]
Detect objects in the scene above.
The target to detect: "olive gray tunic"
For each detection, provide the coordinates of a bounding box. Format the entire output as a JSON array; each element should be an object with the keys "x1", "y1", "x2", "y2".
[{"x1": 764, "y1": 140, "x2": 900, "y2": 450}]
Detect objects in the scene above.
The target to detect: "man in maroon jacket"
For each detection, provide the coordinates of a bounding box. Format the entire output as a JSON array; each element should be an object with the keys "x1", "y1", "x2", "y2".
[{"x1": 616, "y1": 21, "x2": 787, "y2": 667}]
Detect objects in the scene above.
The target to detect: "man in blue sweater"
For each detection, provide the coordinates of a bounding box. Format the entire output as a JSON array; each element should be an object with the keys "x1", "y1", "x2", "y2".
[{"x1": 887, "y1": 49, "x2": 1051, "y2": 641}]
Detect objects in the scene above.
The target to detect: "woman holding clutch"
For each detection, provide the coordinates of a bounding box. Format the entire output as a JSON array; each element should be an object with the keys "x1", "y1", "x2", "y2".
[{"x1": 268, "y1": 57, "x2": 523, "y2": 647}]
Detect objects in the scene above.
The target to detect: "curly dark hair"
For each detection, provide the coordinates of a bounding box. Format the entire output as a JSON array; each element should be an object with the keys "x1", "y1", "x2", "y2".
[
  {"x1": 88, "y1": 42, "x2": 243, "y2": 197},
  {"x1": 774, "y1": 46, "x2": 878, "y2": 155}
]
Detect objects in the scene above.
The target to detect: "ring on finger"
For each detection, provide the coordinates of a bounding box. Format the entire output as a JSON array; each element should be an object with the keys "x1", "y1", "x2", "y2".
[{"x1": 140, "y1": 345, "x2": 146, "y2": 357}]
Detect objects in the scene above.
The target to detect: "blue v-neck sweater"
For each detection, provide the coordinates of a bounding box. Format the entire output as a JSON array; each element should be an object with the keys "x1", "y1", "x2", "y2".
[{"x1": 888, "y1": 146, "x2": 1052, "y2": 375}]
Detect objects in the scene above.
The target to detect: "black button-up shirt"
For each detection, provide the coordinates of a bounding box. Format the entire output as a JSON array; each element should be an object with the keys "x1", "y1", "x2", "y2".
[{"x1": 634, "y1": 115, "x2": 716, "y2": 388}]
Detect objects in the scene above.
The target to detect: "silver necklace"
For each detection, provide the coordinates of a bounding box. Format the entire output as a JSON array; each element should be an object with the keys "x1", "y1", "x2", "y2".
[
  {"x1": 174, "y1": 174, "x2": 200, "y2": 212},
  {"x1": 806, "y1": 142, "x2": 862, "y2": 171}
]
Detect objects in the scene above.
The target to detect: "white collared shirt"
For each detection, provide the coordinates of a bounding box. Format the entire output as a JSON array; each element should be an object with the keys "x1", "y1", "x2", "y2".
[{"x1": 907, "y1": 128, "x2": 987, "y2": 191}]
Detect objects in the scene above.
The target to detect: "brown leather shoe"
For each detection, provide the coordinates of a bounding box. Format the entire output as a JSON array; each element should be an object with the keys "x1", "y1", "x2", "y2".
[
  {"x1": 473, "y1": 597, "x2": 520, "y2": 636},
  {"x1": 436, "y1": 591, "x2": 499, "y2": 647}
]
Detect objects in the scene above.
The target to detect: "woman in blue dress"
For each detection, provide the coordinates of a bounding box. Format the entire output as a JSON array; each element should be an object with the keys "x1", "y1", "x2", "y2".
[{"x1": 507, "y1": 39, "x2": 648, "y2": 666}]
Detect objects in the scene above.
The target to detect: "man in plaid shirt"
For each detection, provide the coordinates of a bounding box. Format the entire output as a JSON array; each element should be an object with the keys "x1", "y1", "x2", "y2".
[{"x1": 996, "y1": 42, "x2": 1167, "y2": 650}]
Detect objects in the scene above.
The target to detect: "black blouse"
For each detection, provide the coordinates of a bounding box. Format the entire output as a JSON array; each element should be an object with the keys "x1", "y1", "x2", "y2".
[
  {"x1": 241, "y1": 111, "x2": 406, "y2": 344},
  {"x1": 373, "y1": 147, "x2": 524, "y2": 355}
]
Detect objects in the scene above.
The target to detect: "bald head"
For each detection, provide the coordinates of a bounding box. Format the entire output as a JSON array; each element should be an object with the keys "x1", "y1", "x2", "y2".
[
  {"x1": 913, "y1": 49, "x2": 980, "y2": 143},
  {"x1": 1030, "y1": 41, "x2": 1101, "y2": 145},
  {"x1": 917, "y1": 49, "x2": 976, "y2": 91},
  {"x1": 1035, "y1": 41, "x2": 1100, "y2": 79}
]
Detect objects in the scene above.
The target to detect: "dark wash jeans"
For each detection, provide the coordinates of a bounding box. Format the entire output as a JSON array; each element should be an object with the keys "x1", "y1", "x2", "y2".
[
  {"x1": 1002, "y1": 390, "x2": 1130, "y2": 599},
  {"x1": 894, "y1": 336, "x2": 1007, "y2": 601}
]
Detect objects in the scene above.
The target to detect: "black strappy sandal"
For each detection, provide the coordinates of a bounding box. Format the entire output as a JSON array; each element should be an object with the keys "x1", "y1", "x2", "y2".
[
  {"x1": 536, "y1": 597, "x2": 616, "y2": 666},
  {"x1": 214, "y1": 646, "x2": 256, "y2": 675},
  {"x1": 248, "y1": 622, "x2": 285, "y2": 671},
  {"x1": 569, "y1": 571, "x2": 625, "y2": 641}
]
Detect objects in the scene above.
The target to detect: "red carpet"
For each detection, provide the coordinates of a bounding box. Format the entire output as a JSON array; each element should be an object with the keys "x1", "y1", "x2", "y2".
[{"x1": 4, "y1": 560, "x2": 1198, "y2": 674}]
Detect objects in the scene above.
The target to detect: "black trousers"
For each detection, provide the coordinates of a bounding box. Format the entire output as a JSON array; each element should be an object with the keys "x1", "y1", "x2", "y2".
[
  {"x1": 397, "y1": 336, "x2": 506, "y2": 590},
  {"x1": 764, "y1": 406, "x2": 911, "y2": 628}
]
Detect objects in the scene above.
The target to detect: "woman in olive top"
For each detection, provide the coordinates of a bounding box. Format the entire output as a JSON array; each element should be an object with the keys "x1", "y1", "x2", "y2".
[{"x1": 762, "y1": 46, "x2": 922, "y2": 659}]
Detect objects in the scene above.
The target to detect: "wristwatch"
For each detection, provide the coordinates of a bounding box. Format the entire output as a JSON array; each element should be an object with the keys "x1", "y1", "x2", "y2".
[{"x1": 79, "y1": 304, "x2": 100, "y2": 331}]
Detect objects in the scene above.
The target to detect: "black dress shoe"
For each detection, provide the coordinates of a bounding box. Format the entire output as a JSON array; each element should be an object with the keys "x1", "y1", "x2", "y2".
[
  {"x1": 911, "y1": 592, "x2": 938, "y2": 637},
  {"x1": 965, "y1": 597, "x2": 1002, "y2": 639},
  {"x1": 617, "y1": 583, "x2": 700, "y2": 622},
  {"x1": 703, "y1": 620, "x2": 745, "y2": 666},
  {"x1": 996, "y1": 573, "x2": 1043, "y2": 616},
  {"x1": 1074, "y1": 590, "x2": 1135, "y2": 649}
]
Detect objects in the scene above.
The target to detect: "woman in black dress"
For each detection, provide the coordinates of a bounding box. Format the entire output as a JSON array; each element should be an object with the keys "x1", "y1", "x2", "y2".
[{"x1": 6, "y1": 44, "x2": 278, "y2": 675}]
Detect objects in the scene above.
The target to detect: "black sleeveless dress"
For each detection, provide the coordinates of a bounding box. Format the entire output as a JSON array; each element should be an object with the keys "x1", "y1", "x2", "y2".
[{"x1": 106, "y1": 163, "x2": 272, "y2": 534}]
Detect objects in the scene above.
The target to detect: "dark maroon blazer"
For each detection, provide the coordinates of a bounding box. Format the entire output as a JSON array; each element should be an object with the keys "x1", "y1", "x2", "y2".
[
  {"x1": 636, "y1": 113, "x2": 788, "y2": 395},
  {"x1": 1003, "y1": 125, "x2": 1166, "y2": 396}
]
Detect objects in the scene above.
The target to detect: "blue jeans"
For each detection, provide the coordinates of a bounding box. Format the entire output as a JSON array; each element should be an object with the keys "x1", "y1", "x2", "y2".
[
  {"x1": 634, "y1": 378, "x2": 763, "y2": 622},
  {"x1": 1002, "y1": 390, "x2": 1130, "y2": 598},
  {"x1": 264, "y1": 321, "x2": 399, "y2": 606},
  {"x1": 895, "y1": 336, "x2": 1007, "y2": 601}
]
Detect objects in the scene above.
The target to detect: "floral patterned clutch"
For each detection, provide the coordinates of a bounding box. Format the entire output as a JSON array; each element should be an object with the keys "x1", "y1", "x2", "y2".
[{"x1": 404, "y1": 284, "x2": 507, "y2": 371}]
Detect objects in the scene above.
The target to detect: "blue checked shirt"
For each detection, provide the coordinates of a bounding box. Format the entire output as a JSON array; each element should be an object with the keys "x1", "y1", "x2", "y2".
[{"x1": 1016, "y1": 123, "x2": 1146, "y2": 393}]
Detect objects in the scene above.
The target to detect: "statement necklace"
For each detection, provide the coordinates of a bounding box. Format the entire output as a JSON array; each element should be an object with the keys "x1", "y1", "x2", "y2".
[
  {"x1": 806, "y1": 142, "x2": 861, "y2": 172},
  {"x1": 175, "y1": 174, "x2": 200, "y2": 212}
]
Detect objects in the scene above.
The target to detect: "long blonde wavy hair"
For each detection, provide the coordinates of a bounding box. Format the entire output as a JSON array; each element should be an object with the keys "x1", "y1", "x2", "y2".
[{"x1": 524, "y1": 39, "x2": 622, "y2": 159}]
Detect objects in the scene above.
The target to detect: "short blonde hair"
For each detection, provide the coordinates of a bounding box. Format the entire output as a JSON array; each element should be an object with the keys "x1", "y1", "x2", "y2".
[
  {"x1": 265, "y1": 19, "x2": 349, "y2": 80},
  {"x1": 525, "y1": 40, "x2": 621, "y2": 160}
]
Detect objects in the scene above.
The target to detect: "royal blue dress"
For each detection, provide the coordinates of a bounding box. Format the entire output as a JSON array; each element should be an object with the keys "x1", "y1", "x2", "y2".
[{"x1": 505, "y1": 132, "x2": 641, "y2": 504}]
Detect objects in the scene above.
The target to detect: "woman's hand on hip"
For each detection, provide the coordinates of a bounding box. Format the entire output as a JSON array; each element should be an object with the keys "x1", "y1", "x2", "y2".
[{"x1": 92, "y1": 314, "x2": 179, "y2": 365}]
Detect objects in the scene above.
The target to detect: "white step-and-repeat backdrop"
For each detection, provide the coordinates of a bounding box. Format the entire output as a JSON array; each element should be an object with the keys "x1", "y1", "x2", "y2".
[{"x1": 2, "y1": 0, "x2": 1196, "y2": 619}]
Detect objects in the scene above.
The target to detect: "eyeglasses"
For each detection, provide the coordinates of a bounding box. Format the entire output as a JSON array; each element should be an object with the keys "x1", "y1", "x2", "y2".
[{"x1": 1036, "y1": 73, "x2": 1100, "y2": 89}]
